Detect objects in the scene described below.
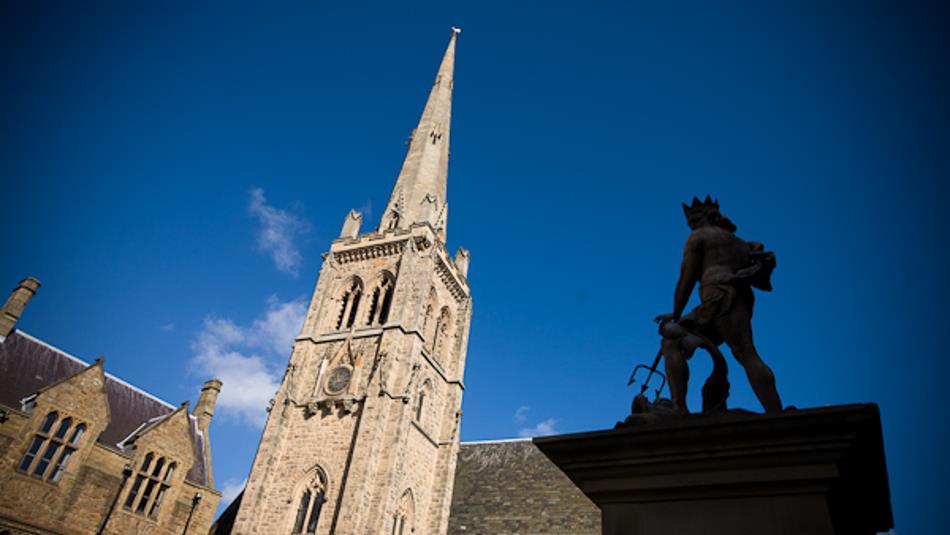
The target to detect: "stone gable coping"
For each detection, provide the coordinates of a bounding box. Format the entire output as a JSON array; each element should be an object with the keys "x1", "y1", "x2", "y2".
[{"x1": 434, "y1": 253, "x2": 468, "y2": 302}]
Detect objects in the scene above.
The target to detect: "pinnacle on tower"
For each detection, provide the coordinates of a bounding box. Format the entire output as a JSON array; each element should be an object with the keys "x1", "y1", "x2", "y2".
[{"x1": 379, "y1": 29, "x2": 459, "y2": 239}]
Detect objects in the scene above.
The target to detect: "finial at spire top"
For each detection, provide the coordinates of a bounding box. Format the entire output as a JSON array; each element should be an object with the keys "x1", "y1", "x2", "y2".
[{"x1": 452, "y1": 26, "x2": 462, "y2": 35}]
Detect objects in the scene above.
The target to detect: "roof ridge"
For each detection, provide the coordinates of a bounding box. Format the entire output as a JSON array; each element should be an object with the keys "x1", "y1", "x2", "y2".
[
  {"x1": 460, "y1": 437, "x2": 532, "y2": 445},
  {"x1": 15, "y1": 330, "x2": 177, "y2": 411}
]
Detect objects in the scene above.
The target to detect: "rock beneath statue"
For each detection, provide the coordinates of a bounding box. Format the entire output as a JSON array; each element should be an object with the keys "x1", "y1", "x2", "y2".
[
  {"x1": 616, "y1": 393, "x2": 745, "y2": 428},
  {"x1": 616, "y1": 394, "x2": 683, "y2": 427}
]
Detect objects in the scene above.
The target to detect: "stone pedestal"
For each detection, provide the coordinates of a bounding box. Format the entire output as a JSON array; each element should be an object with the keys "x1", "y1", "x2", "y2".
[{"x1": 534, "y1": 404, "x2": 893, "y2": 535}]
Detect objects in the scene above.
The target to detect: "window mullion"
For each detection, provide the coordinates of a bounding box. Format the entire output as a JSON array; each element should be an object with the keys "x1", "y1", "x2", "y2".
[
  {"x1": 125, "y1": 475, "x2": 145, "y2": 508},
  {"x1": 137, "y1": 476, "x2": 158, "y2": 514},
  {"x1": 306, "y1": 490, "x2": 324, "y2": 533},
  {"x1": 19, "y1": 434, "x2": 47, "y2": 472},
  {"x1": 33, "y1": 439, "x2": 62, "y2": 477}
]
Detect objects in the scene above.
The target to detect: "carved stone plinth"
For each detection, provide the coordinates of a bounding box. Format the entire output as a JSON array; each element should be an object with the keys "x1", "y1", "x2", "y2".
[{"x1": 534, "y1": 404, "x2": 893, "y2": 535}]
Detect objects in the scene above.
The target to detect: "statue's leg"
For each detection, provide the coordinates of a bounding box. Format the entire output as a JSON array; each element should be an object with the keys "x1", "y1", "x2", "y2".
[
  {"x1": 716, "y1": 288, "x2": 783, "y2": 412},
  {"x1": 699, "y1": 342, "x2": 730, "y2": 412},
  {"x1": 661, "y1": 339, "x2": 689, "y2": 413}
]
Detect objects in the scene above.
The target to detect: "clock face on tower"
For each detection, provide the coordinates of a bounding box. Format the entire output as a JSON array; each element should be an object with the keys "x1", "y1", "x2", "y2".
[{"x1": 326, "y1": 367, "x2": 352, "y2": 394}]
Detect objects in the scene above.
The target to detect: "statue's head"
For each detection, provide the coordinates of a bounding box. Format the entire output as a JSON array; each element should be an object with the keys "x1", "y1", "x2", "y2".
[{"x1": 682, "y1": 196, "x2": 737, "y2": 232}]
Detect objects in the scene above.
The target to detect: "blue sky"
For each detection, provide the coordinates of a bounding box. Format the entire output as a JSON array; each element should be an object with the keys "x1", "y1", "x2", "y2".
[{"x1": 2, "y1": 2, "x2": 947, "y2": 533}]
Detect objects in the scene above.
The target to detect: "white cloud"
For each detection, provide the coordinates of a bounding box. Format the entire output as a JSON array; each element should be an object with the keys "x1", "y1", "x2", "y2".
[
  {"x1": 518, "y1": 417, "x2": 558, "y2": 438},
  {"x1": 255, "y1": 295, "x2": 307, "y2": 356},
  {"x1": 190, "y1": 295, "x2": 307, "y2": 427},
  {"x1": 219, "y1": 477, "x2": 247, "y2": 508},
  {"x1": 248, "y1": 188, "x2": 311, "y2": 276},
  {"x1": 513, "y1": 405, "x2": 530, "y2": 424},
  {"x1": 358, "y1": 199, "x2": 374, "y2": 224},
  {"x1": 160, "y1": 323, "x2": 175, "y2": 332}
]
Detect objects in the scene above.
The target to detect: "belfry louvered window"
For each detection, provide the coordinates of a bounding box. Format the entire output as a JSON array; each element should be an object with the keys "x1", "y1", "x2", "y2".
[
  {"x1": 124, "y1": 452, "x2": 177, "y2": 519},
  {"x1": 18, "y1": 411, "x2": 87, "y2": 482},
  {"x1": 335, "y1": 279, "x2": 363, "y2": 330},
  {"x1": 366, "y1": 275, "x2": 395, "y2": 326}
]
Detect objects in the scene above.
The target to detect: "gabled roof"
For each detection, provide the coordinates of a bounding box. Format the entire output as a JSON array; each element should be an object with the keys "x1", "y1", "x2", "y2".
[
  {"x1": 0, "y1": 330, "x2": 209, "y2": 486},
  {"x1": 447, "y1": 439, "x2": 600, "y2": 535}
]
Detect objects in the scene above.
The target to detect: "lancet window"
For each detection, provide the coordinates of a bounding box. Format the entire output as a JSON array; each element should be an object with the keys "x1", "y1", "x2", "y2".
[
  {"x1": 291, "y1": 471, "x2": 327, "y2": 534},
  {"x1": 391, "y1": 490, "x2": 414, "y2": 535},
  {"x1": 422, "y1": 289, "x2": 439, "y2": 352},
  {"x1": 18, "y1": 411, "x2": 87, "y2": 483},
  {"x1": 124, "y1": 452, "x2": 177, "y2": 519},
  {"x1": 385, "y1": 210, "x2": 400, "y2": 230},
  {"x1": 335, "y1": 278, "x2": 363, "y2": 330},
  {"x1": 432, "y1": 306, "x2": 452, "y2": 361},
  {"x1": 366, "y1": 274, "x2": 395, "y2": 326},
  {"x1": 415, "y1": 380, "x2": 432, "y2": 423},
  {"x1": 421, "y1": 304, "x2": 433, "y2": 341}
]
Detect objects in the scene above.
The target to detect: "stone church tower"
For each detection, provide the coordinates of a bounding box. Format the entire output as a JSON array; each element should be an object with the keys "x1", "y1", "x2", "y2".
[{"x1": 230, "y1": 29, "x2": 472, "y2": 535}]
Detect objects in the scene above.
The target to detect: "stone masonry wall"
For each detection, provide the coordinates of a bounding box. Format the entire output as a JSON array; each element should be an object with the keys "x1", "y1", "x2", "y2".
[
  {"x1": 231, "y1": 225, "x2": 469, "y2": 535},
  {"x1": 0, "y1": 365, "x2": 219, "y2": 535}
]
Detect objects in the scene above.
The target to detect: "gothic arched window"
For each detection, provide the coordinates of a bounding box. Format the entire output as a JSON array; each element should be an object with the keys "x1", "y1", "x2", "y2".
[
  {"x1": 391, "y1": 489, "x2": 414, "y2": 535},
  {"x1": 124, "y1": 452, "x2": 177, "y2": 519},
  {"x1": 386, "y1": 210, "x2": 400, "y2": 230},
  {"x1": 292, "y1": 471, "x2": 327, "y2": 534},
  {"x1": 335, "y1": 278, "x2": 363, "y2": 330},
  {"x1": 422, "y1": 289, "x2": 439, "y2": 352},
  {"x1": 415, "y1": 381, "x2": 431, "y2": 423},
  {"x1": 18, "y1": 411, "x2": 87, "y2": 482},
  {"x1": 366, "y1": 273, "x2": 395, "y2": 326},
  {"x1": 49, "y1": 423, "x2": 85, "y2": 482},
  {"x1": 421, "y1": 304, "x2": 433, "y2": 340},
  {"x1": 432, "y1": 306, "x2": 452, "y2": 361}
]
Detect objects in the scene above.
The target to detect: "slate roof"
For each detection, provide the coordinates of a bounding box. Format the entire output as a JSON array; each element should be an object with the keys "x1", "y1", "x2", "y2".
[
  {"x1": 209, "y1": 439, "x2": 602, "y2": 533},
  {"x1": 209, "y1": 490, "x2": 243, "y2": 535},
  {"x1": 0, "y1": 330, "x2": 209, "y2": 486},
  {"x1": 447, "y1": 438, "x2": 600, "y2": 535}
]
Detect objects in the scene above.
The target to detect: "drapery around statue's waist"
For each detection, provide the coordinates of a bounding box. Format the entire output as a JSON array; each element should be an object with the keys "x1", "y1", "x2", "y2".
[
  {"x1": 681, "y1": 283, "x2": 736, "y2": 327},
  {"x1": 682, "y1": 250, "x2": 775, "y2": 328}
]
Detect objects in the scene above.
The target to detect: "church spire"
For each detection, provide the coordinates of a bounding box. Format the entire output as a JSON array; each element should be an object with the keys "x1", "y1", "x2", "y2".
[{"x1": 379, "y1": 28, "x2": 460, "y2": 239}]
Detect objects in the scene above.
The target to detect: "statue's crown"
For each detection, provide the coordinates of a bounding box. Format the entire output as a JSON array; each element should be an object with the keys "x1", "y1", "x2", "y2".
[
  {"x1": 682, "y1": 195, "x2": 736, "y2": 232},
  {"x1": 682, "y1": 195, "x2": 719, "y2": 216}
]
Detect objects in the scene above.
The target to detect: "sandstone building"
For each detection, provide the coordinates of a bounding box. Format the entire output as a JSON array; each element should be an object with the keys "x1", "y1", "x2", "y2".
[
  {"x1": 213, "y1": 29, "x2": 602, "y2": 535},
  {"x1": 0, "y1": 278, "x2": 222, "y2": 534},
  {"x1": 1, "y1": 30, "x2": 602, "y2": 535},
  {"x1": 223, "y1": 28, "x2": 473, "y2": 535}
]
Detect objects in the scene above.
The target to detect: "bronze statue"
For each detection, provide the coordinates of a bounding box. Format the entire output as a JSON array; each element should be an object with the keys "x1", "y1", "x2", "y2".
[{"x1": 652, "y1": 197, "x2": 783, "y2": 414}]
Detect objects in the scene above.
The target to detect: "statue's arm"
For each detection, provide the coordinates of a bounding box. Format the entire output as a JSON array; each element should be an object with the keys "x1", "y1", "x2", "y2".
[{"x1": 672, "y1": 234, "x2": 703, "y2": 320}]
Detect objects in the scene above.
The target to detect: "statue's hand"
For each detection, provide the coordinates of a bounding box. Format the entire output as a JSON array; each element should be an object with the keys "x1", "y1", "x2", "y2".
[{"x1": 654, "y1": 313, "x2": 677, "y2": 324}]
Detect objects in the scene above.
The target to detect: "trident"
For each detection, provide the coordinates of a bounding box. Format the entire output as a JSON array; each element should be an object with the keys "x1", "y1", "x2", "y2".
[{"x1": 628, "y1": 348, "x2": 666, "y2": 402}]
